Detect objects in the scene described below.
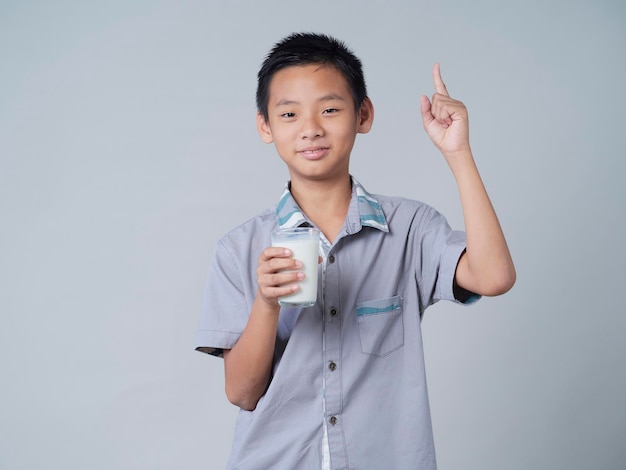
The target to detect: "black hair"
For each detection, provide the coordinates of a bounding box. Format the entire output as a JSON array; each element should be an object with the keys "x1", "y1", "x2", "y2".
[{"x1": 256, "y1": 32, "x2": 368, "y2": 121}]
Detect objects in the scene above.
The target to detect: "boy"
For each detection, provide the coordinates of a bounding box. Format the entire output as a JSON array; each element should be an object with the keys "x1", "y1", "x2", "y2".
[{"x1": 196, "y1": 33, "x2": 515, "y2": 470}]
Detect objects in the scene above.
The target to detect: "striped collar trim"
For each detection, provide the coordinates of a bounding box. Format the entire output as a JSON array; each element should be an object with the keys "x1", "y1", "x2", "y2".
[{"x1": 275, "y1": 177, "x2": 389, "y2": 232}]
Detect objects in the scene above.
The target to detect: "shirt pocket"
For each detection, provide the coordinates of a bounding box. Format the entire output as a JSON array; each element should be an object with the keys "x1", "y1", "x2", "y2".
[{"x1": 356, "y1": 295, "x2": 404, "y2": 357}]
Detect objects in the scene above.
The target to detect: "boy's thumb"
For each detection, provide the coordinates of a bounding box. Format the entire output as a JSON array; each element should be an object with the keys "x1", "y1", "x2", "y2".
[{"x1": 420, "y1": 95, "x2": 434, "y2": 126}]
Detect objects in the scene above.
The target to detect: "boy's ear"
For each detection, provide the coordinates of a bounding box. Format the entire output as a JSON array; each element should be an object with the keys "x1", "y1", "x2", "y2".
[
  {"x1": 357, "y1": 98, "x2": 374, "y2": 134},
  {"x1": 256, "y1": 112, "x2": 274, "y2": 144}
]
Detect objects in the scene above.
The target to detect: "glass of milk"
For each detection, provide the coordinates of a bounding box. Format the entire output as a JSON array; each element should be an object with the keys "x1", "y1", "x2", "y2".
[{"x1": 271, "y1": 227, "x2": 320, "y2": 307}]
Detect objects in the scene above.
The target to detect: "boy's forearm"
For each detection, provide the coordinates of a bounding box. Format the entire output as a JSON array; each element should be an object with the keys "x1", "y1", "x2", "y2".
[
  {"x1": 223, "y1": 295, "x2": 279, "y2": 410},
  {"x1": 447, "y1": 150, "x2": 516, "y2": 296}
]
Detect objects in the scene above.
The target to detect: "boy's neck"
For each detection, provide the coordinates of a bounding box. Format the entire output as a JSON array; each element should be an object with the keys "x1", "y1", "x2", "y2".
[{"x1": 289, "y1": 175, "x2": 352, "y2": 244}]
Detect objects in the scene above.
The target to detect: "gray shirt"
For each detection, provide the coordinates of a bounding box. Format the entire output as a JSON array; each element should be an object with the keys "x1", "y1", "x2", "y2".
[{"x1": 196, "y1": 178, "x2": 478, "y2": 470}]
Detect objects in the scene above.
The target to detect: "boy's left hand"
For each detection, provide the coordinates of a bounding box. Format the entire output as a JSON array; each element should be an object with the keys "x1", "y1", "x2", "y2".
[{"x1": 420, "y1": 64, "x2": 471, "y2": 160}]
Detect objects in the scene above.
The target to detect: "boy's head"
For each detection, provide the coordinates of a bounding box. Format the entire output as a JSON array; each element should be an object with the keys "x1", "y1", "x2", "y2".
[{"x1": 256, "y1": 33, "x2": 368, "y2": 122}]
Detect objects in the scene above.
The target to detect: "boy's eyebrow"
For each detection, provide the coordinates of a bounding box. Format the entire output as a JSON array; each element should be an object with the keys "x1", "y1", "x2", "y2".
[
  {"x1": 275, "y1": 99, "x2": 298, "y2": 107},
  {"x1": 318, "y1": 94, "x2": 346, "y2": 102},
  {"x1": 274, "y1": 94, "x2": 347, "y2": 107}
]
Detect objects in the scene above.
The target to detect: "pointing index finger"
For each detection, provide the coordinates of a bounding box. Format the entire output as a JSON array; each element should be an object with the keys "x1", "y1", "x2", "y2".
[{"x1": 433, "y1": 63, "x2": 449, "y2": 96}]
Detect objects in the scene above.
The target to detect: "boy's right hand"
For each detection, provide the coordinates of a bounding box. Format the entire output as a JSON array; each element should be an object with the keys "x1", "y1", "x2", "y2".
[{"x1": 256, "y1": 247, "x2": 304, "y2": 308}]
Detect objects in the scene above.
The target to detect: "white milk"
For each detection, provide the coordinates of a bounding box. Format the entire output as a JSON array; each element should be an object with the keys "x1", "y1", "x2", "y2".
[{"x1": 276, "y1": 238, "x2": 319, "y2": 307}]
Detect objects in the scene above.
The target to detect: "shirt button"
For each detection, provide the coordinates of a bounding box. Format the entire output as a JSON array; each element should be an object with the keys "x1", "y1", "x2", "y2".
[
  {"x1": 329, "y1": 307, "x2": 338, "y2": 317},
  {"x1": 328, "y1": 361, "x2": 337, "y2": 371},
  {"x1": 329, "y1": 416, "x2": 338, "y2": 426},
  {"x1": 328, "y1": 254, "x2": 335, "y2": 264}
]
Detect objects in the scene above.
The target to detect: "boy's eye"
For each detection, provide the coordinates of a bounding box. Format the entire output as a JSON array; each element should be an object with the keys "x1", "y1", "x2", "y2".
[
  {"x1": 323, "y1": 108, "x2": 339, "y2": 114},
  {"x1": 281, "y1": 112, "x2": 295, "y2": 118}
]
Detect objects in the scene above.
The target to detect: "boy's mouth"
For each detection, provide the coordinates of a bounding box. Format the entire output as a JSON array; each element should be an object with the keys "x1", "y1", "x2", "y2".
[{"x1": 298, "y1": 147, "x2": 329, "y2": 160}]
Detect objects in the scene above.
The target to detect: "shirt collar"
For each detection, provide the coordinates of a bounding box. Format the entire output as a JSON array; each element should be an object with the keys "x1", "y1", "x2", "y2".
[{"x1": 275, "y1": 177, "x2": 389, "y2": 233}]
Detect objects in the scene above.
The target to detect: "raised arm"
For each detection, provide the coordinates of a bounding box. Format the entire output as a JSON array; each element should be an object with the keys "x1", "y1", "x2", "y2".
[
  {"x1": 420, "y1": 64, "x2": 516, "y2": 296},
  {"x1": 223, "y1": 247, "x2": 303, "y2": 410}
]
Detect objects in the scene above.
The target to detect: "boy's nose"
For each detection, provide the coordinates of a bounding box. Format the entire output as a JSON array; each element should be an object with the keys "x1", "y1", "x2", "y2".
[{"x1": 299, "y1": 116, "x2": 324, "y2": 139}]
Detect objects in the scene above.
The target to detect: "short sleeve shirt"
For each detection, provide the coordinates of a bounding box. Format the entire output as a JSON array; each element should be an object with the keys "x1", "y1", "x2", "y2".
[{"x1": 196, "y1": 177, "x2": 478, "y2": 470}]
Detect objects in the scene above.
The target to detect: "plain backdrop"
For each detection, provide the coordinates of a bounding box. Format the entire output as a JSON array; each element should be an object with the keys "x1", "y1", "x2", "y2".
[{"x1": 1, "y1": 0, "x2": 625, "y2": 469}]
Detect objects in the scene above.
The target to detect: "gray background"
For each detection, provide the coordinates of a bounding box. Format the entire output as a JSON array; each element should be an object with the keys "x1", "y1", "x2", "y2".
[{"x1": 1, "y1": 0, "x2": 625, "y2": 469}]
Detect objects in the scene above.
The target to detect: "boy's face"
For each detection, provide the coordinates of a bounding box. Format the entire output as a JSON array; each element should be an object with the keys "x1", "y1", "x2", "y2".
[{"x1": 257, "y1": 64, "x2": 373, "y2": 184}]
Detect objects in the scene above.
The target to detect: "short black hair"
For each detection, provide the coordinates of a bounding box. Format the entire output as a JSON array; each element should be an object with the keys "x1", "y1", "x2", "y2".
[{"x1": 256, "y1": 32, "x2": 368, "y2": 121}]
